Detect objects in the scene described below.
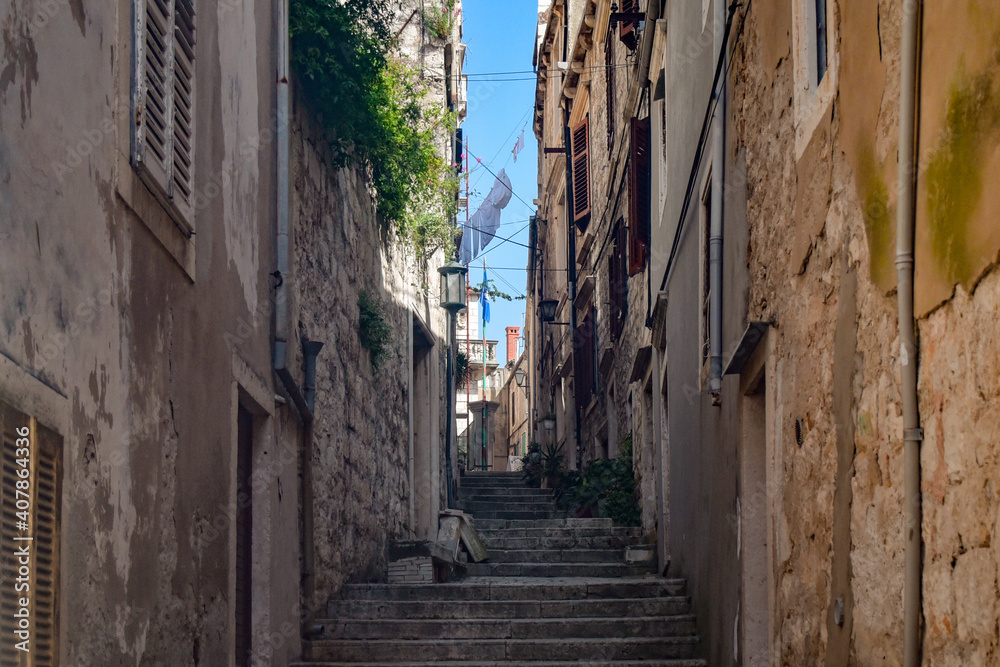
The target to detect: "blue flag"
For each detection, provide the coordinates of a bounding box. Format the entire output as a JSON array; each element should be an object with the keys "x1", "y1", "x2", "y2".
[{"x1": 479, "y1": 270, "x2": 490, "y2": 324}]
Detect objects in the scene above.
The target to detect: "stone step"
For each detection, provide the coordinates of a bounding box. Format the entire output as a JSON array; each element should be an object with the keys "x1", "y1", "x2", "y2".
[
  {"x1": 486, "y1": 548, "x2": 626, "y2": 564},
  {"x1": 458, "y1": 501, "x2": 557, "y2": 514},
  {"x1": 318, "y1": 614, "x2": 699, "y2": 640},
  {"x1": 305, "y1": 637, "x2": 700, "y2": 662},
  {"x1": 459, "y1": 487, "x2": 554, "y2": 497},
  {"x1": 482, "y1": 534, "x2": 648, "y2": 550},
  {"x1": 328, "y1": 596, "x2": 692, "y2": 620},
  {"x1": 294, "y1": 661, "x2": 708, "y2": 667},
  {"x1": 474, "y1": 518, "x2": 614, "y2": 530},
  {"x1": 465, "y1": 562, "x2": 657, "y2": 578},
  {"x1": 337, "y1": 577, "x2": 688, "y2": 602},
  {"x1": 477, "y1": 526, "x2": 642, "y2": 540},
  {"x1": 460, "y1": 478, "x2": 530, "y2": 488},
  {"x1": 466, "y1": 510, "x2": 556, "y2": 520}
]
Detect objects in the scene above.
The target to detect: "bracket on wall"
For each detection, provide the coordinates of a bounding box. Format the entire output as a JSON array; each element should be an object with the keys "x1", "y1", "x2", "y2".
[{"x1": 724, "y1": 322, "x2": 771, "y2": 376}]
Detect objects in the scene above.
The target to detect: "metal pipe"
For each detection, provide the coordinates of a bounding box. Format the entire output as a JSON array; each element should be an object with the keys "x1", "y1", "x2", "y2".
[
  {"x1": 272, "y1": 0, "x2": 312, "y2": 422},
  {"x1": 559, "y1": 3, "x2": 582, "y2": 470},
  {"x1": 444, "y1": 312, "x2": 456, "y2": 508},
  {"x1": 896, "y1": 0, "x2": 923, "y2": 662},
  {"x1": 708, "y1": 0, "x2": 726, "y2": 404}
]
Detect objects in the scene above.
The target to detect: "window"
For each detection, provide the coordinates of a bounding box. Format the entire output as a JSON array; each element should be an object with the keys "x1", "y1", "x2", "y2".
[
  {"x1": 814, "y1": 0, "x2": 828, "y2": 83},
  {"x1": 791, "y1": 0, "x2": 837, "y2": 155},
  {"x1": 699, "y1": 176, "x2": 712, "y2": 372},
  {"x1": 605, "y1": 31, "x2": 616, "y2": 152},
  {"x1": 628, "y1": 116, "x2": 651, "y2": 275},
  {"x1": 574, "y1": 309, "x2": 597, "y2": 410},
  {"x1": 133, "y1": 0, "x2": 197, "y2": 230},
  {"x1": 571, "y1": 116, "x2": 591, "y2": 230},
  {"x1": 608, "y1": 220, "x2": 628, "y2": 342},
  {"x1": 0, "y1": 403, "x2": 61, "y2": 667},
  {"x1": 619, "y1": 0, "x2": 640, "y2": 51}
]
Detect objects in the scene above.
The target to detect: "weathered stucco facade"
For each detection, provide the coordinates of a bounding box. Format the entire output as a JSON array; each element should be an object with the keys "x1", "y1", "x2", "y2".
[
  {"x1": 0, "y1": 0, "x2": 463, "y2": 663},
  {"x1": 529, "y1": 0, "x2": 1000, "y2": 663}
]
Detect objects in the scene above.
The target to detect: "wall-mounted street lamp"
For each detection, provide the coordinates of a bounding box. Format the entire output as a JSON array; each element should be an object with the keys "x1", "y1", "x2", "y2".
[
  {"x1": 537, "y1": 299, "x2": 570, "y2": 325},
  {"x1": 513, "y1": 368, "x2": 527, "y2": 388},
  {"x1": 438, "y1": 262, "x2": 468, "y2": 313},
  {"x1": 437, "y1": 261, "x2": 468, "y2": 510}
]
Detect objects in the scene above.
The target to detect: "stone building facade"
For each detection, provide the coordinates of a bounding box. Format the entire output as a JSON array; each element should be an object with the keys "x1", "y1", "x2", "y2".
[
  {"x1": 529, "y1": 0, "x2": 1000, "y2": 663},
  {"x1": 0, "y1": 0, "x2": 464, "y2": 664}
]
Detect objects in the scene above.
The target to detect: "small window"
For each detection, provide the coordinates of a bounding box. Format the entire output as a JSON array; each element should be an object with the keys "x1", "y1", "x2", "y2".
[
  {"x1": 0, "y1": 403, "x2": 61, "y2": 667},
  {"x1": 133, "y1": 0, "x2": 197, "y2": 230},
  {"x1": 814, "y1": 0, "x2": 828, "y2": 83},
  {"x1": 700, "y1": 176, "x2": 712, "y2": 372},
  {"x1": 628, "y1": 116, "x2": 651, "y2": 275},
  {"x1": 608, "y1": 220, "x2": 628, "y2": 342}
]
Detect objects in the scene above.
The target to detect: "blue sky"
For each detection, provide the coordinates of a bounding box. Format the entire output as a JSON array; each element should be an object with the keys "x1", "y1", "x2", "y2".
[{"x1": 461, "y1": 0, "x2": 539, "y2": 365}]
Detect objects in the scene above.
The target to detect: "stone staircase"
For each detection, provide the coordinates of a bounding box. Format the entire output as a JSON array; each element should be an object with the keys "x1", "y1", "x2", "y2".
[{"x1": 295, "y1": 471, "x2": 706, "y2": 666}]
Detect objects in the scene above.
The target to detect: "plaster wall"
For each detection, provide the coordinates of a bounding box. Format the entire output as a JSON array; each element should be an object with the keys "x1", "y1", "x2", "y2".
[{"x1": 0, "y1": 0, "x2": 302, "y2": 664}]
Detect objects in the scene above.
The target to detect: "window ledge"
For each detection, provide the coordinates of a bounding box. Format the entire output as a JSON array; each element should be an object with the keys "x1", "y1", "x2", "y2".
[{"x1": 115, "y1": 151, "x2": 196, "y2": 281}]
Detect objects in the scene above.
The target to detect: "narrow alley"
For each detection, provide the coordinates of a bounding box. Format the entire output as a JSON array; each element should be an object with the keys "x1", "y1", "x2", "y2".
[{"x1": 1, "y1": 0, "x2": 999, "y2": 664}]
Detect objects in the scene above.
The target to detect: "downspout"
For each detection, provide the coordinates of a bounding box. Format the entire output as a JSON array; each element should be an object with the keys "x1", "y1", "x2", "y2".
[
  {"x1": 896, "y1": 0, "x2": 923, "y2": 662},
  {"x1": 638, "y1": 2, "x2": 661, "y2": 330},
  {"x1": 275, "y1": 0, "x2": 318, "y2": 621},
  {"x1": 562, "y1": 6, "x2": 582, "y2": 471},
  {"x1": 708, "y1": 0, "x2": 726, "y2": 405}
]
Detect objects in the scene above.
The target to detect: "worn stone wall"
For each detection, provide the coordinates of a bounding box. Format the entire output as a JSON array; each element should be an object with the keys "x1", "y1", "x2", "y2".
[
  {"x1": 290, "y1": 0, "x2": 455, "y2": 609},
  {"x1": 0, "y1": 0, "x2": 304, "y2": 664},
  {"x1": 732, "y1": 0, "x2": 1000, "y2": 662}
]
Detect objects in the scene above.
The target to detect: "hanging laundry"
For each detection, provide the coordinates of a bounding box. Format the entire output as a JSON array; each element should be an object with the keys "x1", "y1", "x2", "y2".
[
  {"x1": 458, "y1": 169, "x2": 513, "y2": 265},
  {"x1": 512, "y1": 130, "x2": 525, "y2": 163}
]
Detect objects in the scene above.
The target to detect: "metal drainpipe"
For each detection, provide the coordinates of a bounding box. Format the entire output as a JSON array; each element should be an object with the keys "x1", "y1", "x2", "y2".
[
  {"x1": 708, "y1": 0, "x2": 726, "y2": 405},
  {"x1": 897, "y1": 0, "x2": 923, "y2": 662},
  {"x1": 275, "y1": 0, "x2": 318, "y2": 621},
  {"x1": 562, "y1": 6, "x2": 582, "y2": 471}
]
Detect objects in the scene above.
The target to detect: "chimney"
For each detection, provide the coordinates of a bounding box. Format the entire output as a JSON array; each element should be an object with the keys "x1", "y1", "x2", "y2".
[{"x1": 505, "y1": 326, "x2": 520, "y2": 364}]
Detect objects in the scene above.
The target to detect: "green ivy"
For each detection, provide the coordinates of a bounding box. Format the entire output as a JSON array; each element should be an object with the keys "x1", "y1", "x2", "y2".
[
  {"x1": 290, "y1": 0, "x2": 458, "y2": 253},
  {"x1": 422, "y1": 0, "x2": 456, "y2": 40},
  {"x1": 358, "y1": 290, "x2": 392, "y2": 372}
]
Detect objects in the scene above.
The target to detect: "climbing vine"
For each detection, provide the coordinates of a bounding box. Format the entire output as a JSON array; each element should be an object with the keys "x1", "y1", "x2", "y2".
[
  {"x1": 422, "y1": 0, "x2": 456, "y2": 40},
  {"x1": 358, "y1": 290, "x2": 392, "y2": 372},
  {"x1": 289, "y1": 0, "x2": 458, "y2": 253}
]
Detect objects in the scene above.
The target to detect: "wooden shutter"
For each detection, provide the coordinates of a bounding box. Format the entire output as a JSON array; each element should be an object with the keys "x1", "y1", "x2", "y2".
[
  {"x1": 628, "y1": 116, "x2": 651, "y2": 276},
  {"x1": 171, "y1": 0, "x2": 196, "y2": 219},
  {"x1": 571, "y1": 116, "x2": 591, "y2": 230},
  {"x1": 136, "y1": 0, "x2": 173, "y2": 193},
  {"x1": 135, "y1": 0, "x2": 196, "y2": 227},
  {"x1": 32, "y1": 426, "x2": 60, "y2": 667},
  {"x1": 619, "y1": 0, "x2": 640, "y2": 51},
  {"x1": 574, "y1": 310, "x2": 596, "y2": 411},
  {"x1": 0, "y1": 405, "x2": 61, "y2": 667}
]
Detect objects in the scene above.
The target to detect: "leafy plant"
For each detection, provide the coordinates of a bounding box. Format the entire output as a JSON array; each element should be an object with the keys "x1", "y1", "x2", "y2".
[
  {"x1": 520, "y1": 442, "x2": 543, "y2": 488},
  {"x1": 358, "y1": 290, "x2": 392, "y2": 372},
  {"x1": 563, "y1": 435, "x2": 641, "y2": 526},
  {"x1": 541, "y1": 443, "x2": 566, "y2": 488},
  {"x1": 422, "y1": 0, "x2": 456, "y2": 40},
  {"x1": 290, "y1": 0, "x2": 457, "y2": 251},
  {"x1": 455, "y1": 351, "x2": 469, "y2": 385}
]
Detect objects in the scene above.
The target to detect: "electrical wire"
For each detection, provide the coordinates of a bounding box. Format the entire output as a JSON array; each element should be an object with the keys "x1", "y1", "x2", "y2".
[
  {"x1": 456, "y1": 220, "x2": 531, "y2": 250},
  {"x1": 658, "y1": 0, "x2": 750, "y2": 292},
  {"x1": 464, "y1": 146, "x2": 536, "y2": 211}
]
